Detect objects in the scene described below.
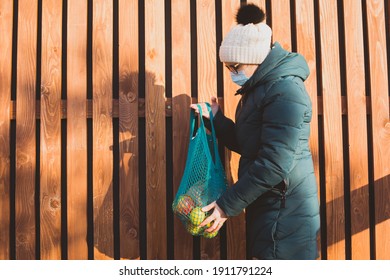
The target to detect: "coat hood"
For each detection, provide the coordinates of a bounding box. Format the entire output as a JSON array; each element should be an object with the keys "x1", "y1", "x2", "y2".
[{"x1": 236, "y1": 42, "x2": 310, "y2": 95}]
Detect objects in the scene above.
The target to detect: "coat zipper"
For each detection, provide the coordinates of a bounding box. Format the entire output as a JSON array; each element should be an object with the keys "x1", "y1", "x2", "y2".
[
  {"x1": 281, "y1": 188, "x2": 286, "y2": 208},
  {"x1": 280, "y1": 180, "x2": 287, "y2": 208}
]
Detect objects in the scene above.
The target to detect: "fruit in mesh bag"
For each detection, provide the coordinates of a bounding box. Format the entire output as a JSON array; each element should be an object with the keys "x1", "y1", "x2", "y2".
[
  {"x1": 186, "y1": 222, "x2": 203, "y2": 236},
  {"x1": 186, "y1": 182, "x2": 206, "y2": 206},
  {"x1": 202, "y1": 220, "x2": 218, "y2": 238},
  {"x1": 189, "y1": 207, "x2": 206, "y2": 226},
  {"x1": 173, "y1": 195, "x2": 195, "y2": 216},
  {"x1": 203, "y1": 230, "x2": 219, "y2": 239}
]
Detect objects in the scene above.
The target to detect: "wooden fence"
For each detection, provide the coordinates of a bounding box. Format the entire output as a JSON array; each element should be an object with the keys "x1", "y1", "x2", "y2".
[{"x1": 0, "y1": 0, "x2": 389, "y2": 260}]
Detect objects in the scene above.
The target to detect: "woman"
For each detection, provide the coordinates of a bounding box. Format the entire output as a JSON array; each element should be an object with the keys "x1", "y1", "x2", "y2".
[{"x1": 193, "y1": 4, "x2": 320, "y2": 260}]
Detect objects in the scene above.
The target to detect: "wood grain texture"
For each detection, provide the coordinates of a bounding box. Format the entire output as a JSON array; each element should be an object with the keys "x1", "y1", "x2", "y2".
[
  {"x1": 196, "y1": 0, "x2": 220, "y2": 260},
  {"x1": 0, "y1": 0, "x2": 13, "y2": 260},
  {"x1": 92, "y1": 0, "x2": 114, "y2": 260},
  {"x1": 365, "y1": 0, "x2": 390, "y2": 260},
  {"x1": 270, "y1": 0, "x2": 291, "y2": 51},
  {"x1": 318, "y1": 0, "x2": 345, "y2": 259},
  {"x1": 221, "y1": 0, "x2": 246, "y2": 260},
  {"x1": 295, "y1": 0, "x2": 320, "y2": 257},
  {"x1": 197, "y1": 0, "x2": 217, "y2": 102},
  {"x1": 40, "y1": 0, "x2": 62, "y2": 260},
  {"x1": 343, "y1": 0, "x2": 370, "y2": 260},
  {"x1": 118, "y1": 0, "x2": 140, "y2": 260},
  {"x1": 171, "y1": 0, "x2": 193, "y2": 260},
  {"x1": 67, "y1": 0, "x2": 88, "y2": 260},
  {"x1": 295, "y1": 0, "x2": 319, "y2": 190},
  {"x1": 2, "y1": 0, "x2": 389, "y2": 261},
  {"x1": 9, "y1": 96, "x2": 387, "y2": 120},
  {"x1": 145, "y1": 0, "x2": 167, "y2": 259},
  {"x1": 15, "y1": 0, "x2": 38, "y2": 260},
  {"x1": 249, "y1": 0, "x2": 266, "y2": 11}
]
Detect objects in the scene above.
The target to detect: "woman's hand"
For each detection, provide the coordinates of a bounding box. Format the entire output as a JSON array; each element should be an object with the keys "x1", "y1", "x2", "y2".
[
  {"x1": 190, "y1": 96, "x2": 219, "y2": 119},
  {"x1": 199, "y1": 201, "x2": 227, "y2": 233}
]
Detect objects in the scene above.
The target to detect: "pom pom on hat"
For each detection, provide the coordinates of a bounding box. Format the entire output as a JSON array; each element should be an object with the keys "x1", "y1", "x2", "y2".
[
  {"x1": 236, "y1": 4, "x2": 265, "y2": 25},
  {"x1": 219, "y1": 4, "x2": 272, "y2": 65}
]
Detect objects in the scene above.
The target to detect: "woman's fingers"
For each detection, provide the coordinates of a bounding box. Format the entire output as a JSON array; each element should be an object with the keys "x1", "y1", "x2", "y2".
[
  {"x1": 199, "y1": 215, "x2": 214, "y2": 228},
  {"x1": 189, "y1": 98, "x2": 219, "y2": 118},
  {"x1": 201, "y1": 201, "x2": 216, "y2": 212},
  {"x1": 198, "y1": 202, "x2": 216, "y2": 228},
  {"x1": 213, "y1": 220, "x2": 225, "y2": 232},
  {"x1": 204, "y1": 218, "x2": 225, "y2": 233},
  {"x1": 190, "y1": 104, "x2": 199, "y2": 112},
  {"x1": 199, "y1": 201, "x2": 227, "y2": 233},
  {"x1": 189, "y1": 102, "x2": 210, "y2": 119}
]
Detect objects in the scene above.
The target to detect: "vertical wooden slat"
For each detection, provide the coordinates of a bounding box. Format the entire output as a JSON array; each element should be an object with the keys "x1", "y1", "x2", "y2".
[
  {"x1": 249, "y1": 0, "x2": 266, "y2": 11},
  {"x1": 196, "y1": 0, "x2": 220, "y2": 260},
  {"x1": 171, "y1": 0, "x2": 193, "y2": 259},
  {"x1": 270, "y1": 0, "x2": 291, "y2": 51},
  {"x1": 295, "y1": 0, "x2": 320, "y2": 256},
  {"x1": 295, "y1": 0, "x2": 319, "y2": 207},
  {"x1": 118, "y1": 0, "x2": 140, "y2": 260},
  {"x1": 196, "y1": 0, "x2": 217, "y2": 99},
  {"x1": 67, "y1": 0, "x2": 88, "y2": 260},
  {"x1": 221, "y1": 0, "x2": 246, "y2": 260},
  {"x1": 92, "y1": 0, "x2": 113, "y2": 260},
  {"x1": 318, "y1": 0, "x2": 345, "y2": 259},
  {"x1": 145, "y1": 0, "x2": 167, "y2": 259},
  {"x1": 15, "y1": 0, "x2": 38, "y2": 260},
  {"x1": 0, "y1": 0, "x2": 13, "y2": 260},
  {"x1": 365, "y1": 0, "x2": 390, "y2": 260},
  {"x1": 40, "y1": 0, "x2": 62, "y2": 260},
  {"x1": 343, "y1": 0, "x2": 370, "y2": 260}
]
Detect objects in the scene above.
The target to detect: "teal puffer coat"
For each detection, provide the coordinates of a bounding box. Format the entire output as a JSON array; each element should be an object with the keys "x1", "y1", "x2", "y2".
[{"x1": 214, "y1": 42, "x2": 320, "y2": 259}]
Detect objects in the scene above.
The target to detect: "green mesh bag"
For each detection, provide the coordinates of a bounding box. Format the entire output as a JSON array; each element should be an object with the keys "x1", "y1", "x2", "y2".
[{"x1": 172, "y1": 103, "x2": 228, "y2": 237}]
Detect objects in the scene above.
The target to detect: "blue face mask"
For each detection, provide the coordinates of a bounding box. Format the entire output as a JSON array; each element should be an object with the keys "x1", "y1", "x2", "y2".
[{"x1": 230, "y1": 70, "x2": 249, "y2": 86}]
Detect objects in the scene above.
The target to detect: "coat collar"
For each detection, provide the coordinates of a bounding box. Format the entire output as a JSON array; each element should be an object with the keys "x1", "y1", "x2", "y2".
[{"x1": 235, "y1": 42, "x2": 289, "y2": 96}]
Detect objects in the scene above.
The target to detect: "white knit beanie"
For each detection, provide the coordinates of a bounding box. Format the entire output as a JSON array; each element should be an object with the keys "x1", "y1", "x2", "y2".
[{"x1": 219, "y1": 5, "x2": 272, "y2": 64}]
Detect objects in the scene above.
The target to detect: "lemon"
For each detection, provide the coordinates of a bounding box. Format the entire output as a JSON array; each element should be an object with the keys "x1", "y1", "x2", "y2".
[
  {"x1": 189, "y1": 207, "x2": 205, "y2": 226},
  {"x1": 203, "y1": 230, "x2": 219, "y2": 239},
  {"x1": 186, "y1": 223, "x2": 203, "y2": 236}
]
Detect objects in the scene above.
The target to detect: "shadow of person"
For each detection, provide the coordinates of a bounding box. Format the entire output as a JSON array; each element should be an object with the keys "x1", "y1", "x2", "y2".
[{"x1": 93, "y1": 71, "x2": 162, "y2": 259}]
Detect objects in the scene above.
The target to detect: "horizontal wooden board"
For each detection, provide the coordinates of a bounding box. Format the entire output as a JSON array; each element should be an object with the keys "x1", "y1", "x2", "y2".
[{"x1": 9, "y1": 96, "x2": 384, "y2": 120}]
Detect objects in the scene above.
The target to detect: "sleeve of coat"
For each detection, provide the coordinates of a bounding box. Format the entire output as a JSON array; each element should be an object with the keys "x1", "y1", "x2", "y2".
[
  {"x1": 204, "y1": 110, "x2": 241, "y2": 154},
  {"x1": 216, "y1": 82, "x2": 309, "y2": 216}
]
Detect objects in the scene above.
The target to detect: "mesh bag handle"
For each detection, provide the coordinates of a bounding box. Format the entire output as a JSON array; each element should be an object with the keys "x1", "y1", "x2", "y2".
[{"x1": 189, "y1": 103, "x2": 219, "y2": 164}]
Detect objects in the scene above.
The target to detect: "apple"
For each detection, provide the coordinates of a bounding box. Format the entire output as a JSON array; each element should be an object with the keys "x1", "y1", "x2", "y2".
[{"x1": 173, "y1": 195, "x2": 195, "y2": 216}]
